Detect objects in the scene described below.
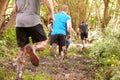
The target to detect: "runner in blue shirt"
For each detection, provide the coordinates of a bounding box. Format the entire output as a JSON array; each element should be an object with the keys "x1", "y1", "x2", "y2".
[{"x1": 49, "y1": 5, "x2": 71, "y2": 62}]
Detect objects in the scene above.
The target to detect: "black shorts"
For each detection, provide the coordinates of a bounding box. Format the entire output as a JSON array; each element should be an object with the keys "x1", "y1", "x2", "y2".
[
  {"x1": 50, "y1": 34, "x2": 66, "y2": 47},
  {"x1": 16, "y1": 24, "x2": 47, "y2": 47},
  {"x1": 80, "y1": 32, "x2": 88, "y2": 40}
]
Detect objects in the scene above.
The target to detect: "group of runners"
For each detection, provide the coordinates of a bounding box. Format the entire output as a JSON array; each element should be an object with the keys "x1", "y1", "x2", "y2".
[{"x1": 13, "y1": 0, "x2": 88, "y2": 80}]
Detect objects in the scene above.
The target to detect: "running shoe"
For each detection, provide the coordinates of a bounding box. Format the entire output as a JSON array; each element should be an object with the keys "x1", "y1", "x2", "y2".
[
  {"x1": 15, "y1": 71, "x2": 23, "y2": 80},
  {"x1": 25, "y1": 45, "x2": 39, "y2": 66}
]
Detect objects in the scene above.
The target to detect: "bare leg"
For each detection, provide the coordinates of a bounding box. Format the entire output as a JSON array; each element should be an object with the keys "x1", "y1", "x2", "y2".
[
  {"x1": 15, "y1": 40, "x2": 48, "y2": 79},
  {"x1": 16, "y1": 47, "x2": 26, "y2": 79},
  {"x1": 28, "y1": 40, "x2": 48, "y2": 65},
  {"x1": 85, "y1": 38, "x2": 88, "y2": 44},
  {"x1": 58, "y1": 45, "x2": 62, "y2": 56},
  {"x1": 82, "y1": 40, "x2": 85, "y2": 48},
  {"x1": 16, "y1": 51, "x2": 25, "y2": 71},
  {"x1": 32, "y1": 40, "x2": 48, "y2": 51},
  {"x1": 50, "y1": 43, "x2": 57, "y2": 58},
  {"x1": 61, "y1": 46, "x2": 67, "y2": 56},
  {"x1": 58, "y1": 46, "x2": 66, "y2": 63}
]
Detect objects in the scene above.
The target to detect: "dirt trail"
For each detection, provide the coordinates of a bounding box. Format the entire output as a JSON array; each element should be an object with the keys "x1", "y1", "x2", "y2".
[
  {"x1": 3, "y1": 43, "x2": 95, "y2": 80},
  {"x1": 24, "y1": 53, "x2": 95, "y2": 80}
]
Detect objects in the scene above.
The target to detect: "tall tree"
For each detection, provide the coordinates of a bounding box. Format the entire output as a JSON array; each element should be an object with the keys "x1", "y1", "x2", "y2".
[
  {"x1": 0, "y1": 0, "x2": 120, "y2": 35},
  {"x1": 114, "y1": 0, "x2": 120, "y2": 30},
  {"x1": 53, "y1": 0, "x2": 90, "y2": 31},
  {"x1": 0, "y1": 0, "x2": 10, "y2": 29},
  {"x1": 0, "y1": 0, "x2": 15, "y2": 34},
  {"x1": 101, "y1": 0, "x2": 111, "y2": 30}
]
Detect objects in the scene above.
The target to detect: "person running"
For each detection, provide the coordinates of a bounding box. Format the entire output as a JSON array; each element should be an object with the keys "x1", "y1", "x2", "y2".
[
  {"x1": 13, "y1": 0, "x2": 54, "y2": 79},
  {"x1": 47, "y1": 17, "x2": 54, "y2": 40},
  {"x1": 65, "y1": 32, "x2": 71, "y2": 52},
  {"x1": 49, "y1": 5, "x2": 71, "y2": 62},
  {"x1": 66, "y1": 26, "x2": 76, "y2": 53},
  {"x1": 79, "y1": 21, "x2": 89, "y2": 48}
]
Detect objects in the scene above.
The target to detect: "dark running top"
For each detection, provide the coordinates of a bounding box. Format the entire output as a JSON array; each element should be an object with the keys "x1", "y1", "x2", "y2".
[{"x1": 79, "y1": 23, "x2": 88, "y2": 33}]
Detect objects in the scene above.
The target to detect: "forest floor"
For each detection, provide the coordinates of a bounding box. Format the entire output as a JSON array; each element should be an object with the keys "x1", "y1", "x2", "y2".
[{"x1": 2, "y1": 43, "x2": 96, "y2": 80}]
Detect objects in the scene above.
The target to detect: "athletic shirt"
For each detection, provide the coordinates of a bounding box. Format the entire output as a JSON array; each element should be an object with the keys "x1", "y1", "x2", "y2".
[
  {"x1": 15, "y1": 0, "x2": 41, "y2": 27},
  {"x1": 79, "y1": 23, "x2": 88, "y2": 33},
  {"x1": 51, "y1": 12, "x2": 71, "y2": 35}
]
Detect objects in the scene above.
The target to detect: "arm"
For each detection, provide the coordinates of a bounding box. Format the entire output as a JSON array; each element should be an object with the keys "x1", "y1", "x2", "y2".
[
  {"x1": 70, "y1": 26, "x2": 76, "y2": 34},
  {"x1": 79, "y1": 25, "x2": 82, "y2": 32},
  {"x1": 47, "y1": 16, "x2": 53, "y2": 31},
  {"x1": 47, "y1": 24, "x2": 52, "y2": 31},
  {"x1": 44, "y1": 0, "x2": 54, "y2": 22},
  {"x1": 13, "y1": 1, "x2": 18, "y2": 16},
  {"x1": 86, "y1": 25, "x2": 89, "y2": 32},
  {"x1": 67, "y1": 20, "x2": 76, "y2": 34},
  {"x1": 67, "y1": 20, "x2": 72, "y2": 34}
]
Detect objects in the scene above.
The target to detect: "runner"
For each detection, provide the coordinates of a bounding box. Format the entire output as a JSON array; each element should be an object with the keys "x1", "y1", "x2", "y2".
[
  {"x1": 79, "y1": 21, "x2": 89, "y2": 48},
  {"x1": 13, "y1": 0, "x2": 54, "y2": 79},
  {"x1": 49, "y1": 5, "x2": 71, "y2": 62}
]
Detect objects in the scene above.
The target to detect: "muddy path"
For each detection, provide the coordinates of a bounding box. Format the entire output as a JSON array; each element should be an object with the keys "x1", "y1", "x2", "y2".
[
  {"x1": 23, "y1": 54, "x2": 95, "y2": 80},
  {"x1": 1, "y1": 43, "x2": 96, "y2": 80},
  {"x1": 1, "y1": 54, "x2": 95, "y2": 80}
]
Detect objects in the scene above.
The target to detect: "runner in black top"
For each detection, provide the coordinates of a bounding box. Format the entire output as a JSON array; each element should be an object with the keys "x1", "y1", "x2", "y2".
[{"x1": 79, "y1": 21, "x2": 89, "y2": 48}]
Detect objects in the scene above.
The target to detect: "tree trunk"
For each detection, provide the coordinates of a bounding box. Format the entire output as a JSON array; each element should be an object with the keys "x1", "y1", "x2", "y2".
[
  {"x1": 114, "y1": 0, "x2": 120, "y2": 30},
  {"x1": 0, "y1": 0, "x2": 9, "y2": 29},
  {"x1": 118, "y1": 0, "x2": 120, "y2": 5},
  {"x1": 101, "y1": 0, "x2": 111, "y2": 31},
  {"x1": 4, "y1": 13, "x2": 15, "y2": 31}
]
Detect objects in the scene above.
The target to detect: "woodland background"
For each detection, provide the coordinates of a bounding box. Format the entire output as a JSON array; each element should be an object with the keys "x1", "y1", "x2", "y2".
[{"x1": 0, "y1": 0, "x2": 120, "y2": 80}]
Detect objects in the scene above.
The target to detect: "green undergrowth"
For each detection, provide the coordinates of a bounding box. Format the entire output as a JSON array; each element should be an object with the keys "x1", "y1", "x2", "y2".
[
  {"x1": 0, "y1": 67, "x2": 53, "y2": 80},
  {"x1": 0, "y1": 26, "x2": 120, "y2": 80},
  {"x1": 0, "y1": 27, "x2": 18, "y2": 62},
  {"x1": 22, "y1": 72, "x2": 52, "y2": 80},
  {"x1": 87, "y1": 28, "x2": 120, "y2": 80},
  {"x1": 0, "y1": 67, "x2": 16, "y2": 80}
]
